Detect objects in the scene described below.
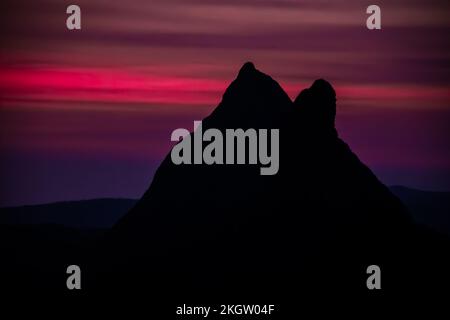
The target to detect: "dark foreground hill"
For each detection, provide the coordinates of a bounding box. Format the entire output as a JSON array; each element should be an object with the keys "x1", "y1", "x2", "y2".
[{"x1": 1, "y1": 187, "x2": 448, "y2": 233}]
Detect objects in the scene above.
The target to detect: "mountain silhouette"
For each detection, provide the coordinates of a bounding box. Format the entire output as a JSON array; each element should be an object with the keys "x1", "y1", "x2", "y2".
[
  {"x1": 94, "y1": 63, "x2": 449, "y2": 306},
  {"x1": 1, "y1": 63, "x2": 448, "y2": 314}
]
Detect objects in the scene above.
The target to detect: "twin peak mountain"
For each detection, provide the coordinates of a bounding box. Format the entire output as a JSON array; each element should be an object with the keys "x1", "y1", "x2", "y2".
[
  {"x1": 116, "y1": 61, "x2": 409, "y2": 241},
  {"x1": 109, "y1": 62, "x2": 412, "y2": 294}
]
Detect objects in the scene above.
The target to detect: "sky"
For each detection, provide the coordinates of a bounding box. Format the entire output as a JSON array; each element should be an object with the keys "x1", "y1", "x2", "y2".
[{"x1": 0, "y1": 0, "x2": 449, "y2": 206}]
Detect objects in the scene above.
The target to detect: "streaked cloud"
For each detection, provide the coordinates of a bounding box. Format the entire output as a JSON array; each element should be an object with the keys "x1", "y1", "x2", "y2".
[{"x1": 0, "y1": 0, "x2": 449, "y2": 205}]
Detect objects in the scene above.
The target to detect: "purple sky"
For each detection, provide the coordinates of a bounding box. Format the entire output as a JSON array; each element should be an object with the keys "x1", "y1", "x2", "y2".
[{"x1": 0, "y1": 0, "x2": 449, "y2": 206}]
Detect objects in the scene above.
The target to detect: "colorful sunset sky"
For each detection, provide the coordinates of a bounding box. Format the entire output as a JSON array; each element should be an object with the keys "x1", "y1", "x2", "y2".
[{"x1": 0, "y1": 0, "x2": 449, "y2": 206}]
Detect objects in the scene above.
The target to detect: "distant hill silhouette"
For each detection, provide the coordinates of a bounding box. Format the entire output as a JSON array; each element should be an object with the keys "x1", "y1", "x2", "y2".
[
  {"x1": 0, "y1": 198, "x2": 136, "y2": 229},
  {"x1": 0, "y1": 186, "x2": 450, "y2": 235},
  {"x1": 390, "y1": 186, "x2": 450, "y2": 235},
  {"x1": 2, "y1": 187, "x2": 449, "y2": 233}
]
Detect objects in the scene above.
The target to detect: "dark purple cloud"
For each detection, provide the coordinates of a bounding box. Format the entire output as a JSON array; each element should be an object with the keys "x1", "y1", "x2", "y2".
[{"x1": 0, "y1": 0, "x2": 449, "y2": 205}]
